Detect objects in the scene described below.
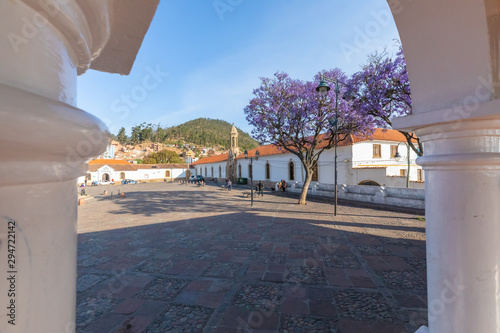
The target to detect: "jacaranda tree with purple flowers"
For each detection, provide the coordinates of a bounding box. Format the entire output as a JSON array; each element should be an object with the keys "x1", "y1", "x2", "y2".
[
  {"x1": 346, "y1": 46, "x2": 423, "y2": 156},
  {"x1": 245, "y1": 70, "x2": 372, "y2": 205}
]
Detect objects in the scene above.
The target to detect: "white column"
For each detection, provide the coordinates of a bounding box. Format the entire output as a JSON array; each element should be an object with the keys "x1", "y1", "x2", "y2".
[
  {"x1": 0, "y1": 1, "x2": 109, "y2": 332},
  {"x1": 387, "y1": 0, "x2": 500, "y2": 331},
  {"x1": 413, "y1": 118, "x2": 500, "y2": 333}
]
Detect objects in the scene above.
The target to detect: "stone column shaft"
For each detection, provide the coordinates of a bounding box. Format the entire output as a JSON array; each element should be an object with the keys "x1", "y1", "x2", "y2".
[
  {"x1": 414, "y1": 119, "x2": 500, "y2": 333},
  {"x1": 0, "y1": 1, "x2": 109, "y2": 331}
]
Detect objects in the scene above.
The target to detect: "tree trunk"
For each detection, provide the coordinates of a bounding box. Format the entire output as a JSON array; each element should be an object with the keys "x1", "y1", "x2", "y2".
[{"x1": 298, "y1": 171, "x2": 313, "y2": 205}]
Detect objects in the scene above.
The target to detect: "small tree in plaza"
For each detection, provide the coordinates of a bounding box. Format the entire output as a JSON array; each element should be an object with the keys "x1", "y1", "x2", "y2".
[
  {"x1": 346, "y1": 46, "x2": 422, "y2": 156},
  {"x1": 143, "y1": 149, "x2": 182, "y2": 164},
  {"x1": 244, "y1": 71, "x2": 372, "y2": 205}
]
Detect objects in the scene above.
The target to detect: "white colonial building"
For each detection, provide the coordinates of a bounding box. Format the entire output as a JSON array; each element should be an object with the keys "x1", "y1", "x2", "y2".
[
  {"x1": 77, "y1": 159, "x2": 190, "y2": 184},
  {"x1": 191, "y1": 128, "x2": 423, "y2": 189}
]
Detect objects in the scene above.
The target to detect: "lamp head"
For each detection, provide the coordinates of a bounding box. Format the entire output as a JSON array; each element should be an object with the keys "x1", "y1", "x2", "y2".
[
  {"x1": 244, "y1": 150, "x2": 248, "y2": 159},
  {"x1": 394, "y1": 152, "x2": 402, "y2": 162},
  {"x1": 255, "y1": 150, "x2": 260, "y2": 161},
  {"x1": 316, "y1": 80, "x2": 330, "y2": 95}
]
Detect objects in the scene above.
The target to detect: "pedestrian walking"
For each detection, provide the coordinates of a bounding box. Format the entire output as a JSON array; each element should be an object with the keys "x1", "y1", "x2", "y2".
[
  {"x1": 258, "y1": 181, "x2": 264, "y2": 197},
  {"x1": 227, "y1": 179, "x2": 232, "y2": 191}
]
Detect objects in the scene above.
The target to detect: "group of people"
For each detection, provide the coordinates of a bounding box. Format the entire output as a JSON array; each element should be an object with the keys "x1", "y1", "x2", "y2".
[
  {"x1": 253, "y1": 180, "x2": 287, "y2": 196},
  {"x1": 222, "y1": 179, "x2": 288, "y2": 196},
  {"x1": 278, "y1": 180, "x2": 287, "y2": 192}
]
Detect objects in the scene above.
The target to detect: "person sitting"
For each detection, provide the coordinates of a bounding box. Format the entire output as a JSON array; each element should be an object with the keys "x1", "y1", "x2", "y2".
[{"x1": 281, "y1": 180, "x2": 287, "y2": 192}]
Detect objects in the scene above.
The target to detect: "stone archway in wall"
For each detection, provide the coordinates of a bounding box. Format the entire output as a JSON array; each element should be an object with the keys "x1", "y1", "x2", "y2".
[
  {"x1": 358, "y1": 180, "x2": 381, "y2": 186},
  {"x1": 102, "y1": 173, "x2": 110, "y2": 181}
]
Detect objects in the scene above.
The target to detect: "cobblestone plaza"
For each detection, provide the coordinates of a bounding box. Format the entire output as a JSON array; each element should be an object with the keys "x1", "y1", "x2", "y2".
[{"x1": 77, "y1": 182, "x2": 427, "y2": 332}]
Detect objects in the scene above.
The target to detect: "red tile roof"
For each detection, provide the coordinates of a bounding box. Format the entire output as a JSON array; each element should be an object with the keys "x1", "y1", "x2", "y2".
[
  {"x1": 89, "y1": 164, "x2": 137, "y2": 172},
  {"x1": 135, "y1": 164, "x2": 189, "y2": 169},
  {"x1": 237, "y1": 128, "x2": 413, "y2": 159},
  {"x1": 355, "y1": 128, "x2": 416, "y2": 144},
  {"x1": 193, "y1": 128, "x2": 415, "y2": 164},
  {"x1": 191, "y1": 153, "x2": 231, "y2": 166},
  {"x1": 88, "y1": 159, "x2": 136, "y2": 171},
  {"x1": 89, "y1": 159, "x2": 132, "y2": 165},
  {"x1": 88, "y1": 159, "x2": 189, "y2": 171}
]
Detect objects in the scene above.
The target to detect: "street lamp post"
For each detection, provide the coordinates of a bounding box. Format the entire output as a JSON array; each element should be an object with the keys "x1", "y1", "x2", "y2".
[
  {"x1": 394, "y1": 142, "x2": 411, "y2": 188},
  {"x1": 228, "y1": 150, "x2": 233, "y2": 183},
  {"x1": 316, "y1": 77, "x2": 343, "y2": 216},
  {"x1": 244, "y1": 149, "x2": 260, "y2": 207}
]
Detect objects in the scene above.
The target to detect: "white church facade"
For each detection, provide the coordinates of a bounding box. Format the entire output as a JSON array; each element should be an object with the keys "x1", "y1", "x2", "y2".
[{"x1": 191, "y1": 127, "x2": 424, "y2": 189}]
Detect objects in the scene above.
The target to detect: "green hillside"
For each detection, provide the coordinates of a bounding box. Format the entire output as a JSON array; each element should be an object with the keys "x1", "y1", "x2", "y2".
[
  {"x1": 116, "y1": 119, "x2": 259, "y2": 150},
  {"x1": 164, "y1": 118, "x2": 259, "y2": 150}
]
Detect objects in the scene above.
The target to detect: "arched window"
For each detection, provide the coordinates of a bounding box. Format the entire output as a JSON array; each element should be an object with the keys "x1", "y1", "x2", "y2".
[
  {"x1": 211, "y1": 166, "x2": 214, "y2": 177},
  {"x1": 265, "y1": 162, "x2": 270, "y2": 179},
  {"x1": 165, "y1": 170, "x2": 171, "y2": 177},
  {"x1": 119, "y1": 172, "x2": 125, "y2": 180},
  {"x1": 86, "y1": 173, "x2": 91, "y2": 181},
  {"x1": 311, "y1": 164, "x2": 318, "y2": 182},
  {"x1": 289, "y1": 161, "x2": 295, "y2": 181},
  {"x1": 219, "y1": 166, "x2": 221, "y2": 177},
  {"x1": 238, "y1": 164, "x2": 242, "y2": 178},
  {"x1": 205, "y1": 167, "x2": 207, "y2": 177},
  {"x1": 248, "y1": 163, "x2": 253, "y2": 179}
]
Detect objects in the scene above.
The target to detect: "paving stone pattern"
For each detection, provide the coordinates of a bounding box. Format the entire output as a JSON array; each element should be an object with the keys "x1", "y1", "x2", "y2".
[{"x1": 77, "y1": 182, "x2": 428, "y2": 332}]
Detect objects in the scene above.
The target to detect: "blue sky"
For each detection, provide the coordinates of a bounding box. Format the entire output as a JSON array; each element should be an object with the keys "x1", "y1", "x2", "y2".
[{"x1": 77, "y1": 0, "x2": 401, "y2": 136}]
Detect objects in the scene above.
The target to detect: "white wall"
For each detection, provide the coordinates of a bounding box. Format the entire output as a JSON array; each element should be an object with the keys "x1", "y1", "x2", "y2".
[
  {"x1": 352, "y1": 141, "x2": 423, "y2": 183},
  {"x1": 195, "y1": 162, "x2": 226, "y2": 179},
  {"x1": 194, "y1": 142, "x2": 424, "y2": 189},
  {"x1": 287, "y1": 183, "x2": 425, "y2": 210},
  {"x1": 78, "y1": 167, "x2": 188, "y2": 184},
  {"x1": 237, "y1": 153, "x2": 304, "y2": 183},
  {"x1": 136, "y1": 168, "x2": 188, "y2": 180},
  {"x1": 136, "y1": 168, "x2": 164, "y2": 180},
  {"x1": 235, "y1": 147, "x2": 354, "y2": 185}
]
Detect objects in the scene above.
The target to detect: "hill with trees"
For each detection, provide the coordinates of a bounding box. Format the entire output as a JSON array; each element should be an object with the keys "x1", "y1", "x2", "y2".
[
  {"x1": 164, "y1": 118, "x2": 258, "y2": 150},
  {"x1": 115, "y1": 118, "x2": 259, "y2": 150}
]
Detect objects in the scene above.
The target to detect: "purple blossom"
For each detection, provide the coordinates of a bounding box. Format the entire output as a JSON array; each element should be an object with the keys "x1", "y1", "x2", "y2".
[
  {"x1": 244, "y1": 70, "x2": 373, "y2": 204},
  {"x1": 345, "y1": 45, "x2": 422, "y2": 156}
]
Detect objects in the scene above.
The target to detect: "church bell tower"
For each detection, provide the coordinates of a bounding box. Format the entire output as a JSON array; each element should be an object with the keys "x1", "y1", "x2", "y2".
[
  {"x1": 227, "y1": 124, "x2": 240, "y2": 181},
  {"x1": 230, "y1": 124, "x2": 240, "y2": 157}
]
